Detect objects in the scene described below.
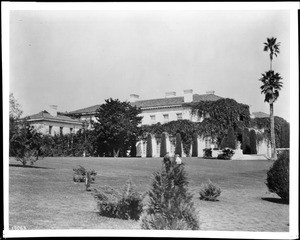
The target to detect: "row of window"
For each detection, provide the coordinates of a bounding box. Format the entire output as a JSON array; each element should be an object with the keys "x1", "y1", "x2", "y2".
[
  {"x1": 49, "y1": 126, "x2": 74, "y2": 135},
  {"x1": 150, "y1": 113, "x2": 182, "y2": 122}
]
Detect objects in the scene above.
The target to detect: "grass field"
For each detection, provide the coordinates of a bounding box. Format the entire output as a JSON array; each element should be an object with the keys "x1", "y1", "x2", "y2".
[{"x1": 9, "y1": 157, "x2": 289, "y2": 231}]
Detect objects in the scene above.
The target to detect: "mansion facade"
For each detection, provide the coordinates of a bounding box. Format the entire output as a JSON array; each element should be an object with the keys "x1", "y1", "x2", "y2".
[{"x1": 26, "y1": 89, "x2": 272, "y2": 158}]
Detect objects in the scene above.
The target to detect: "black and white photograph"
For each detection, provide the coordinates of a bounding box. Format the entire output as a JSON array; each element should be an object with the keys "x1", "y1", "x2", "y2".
[{"x1": 2, "y1": 2, "x2": 299, "y2": 239}]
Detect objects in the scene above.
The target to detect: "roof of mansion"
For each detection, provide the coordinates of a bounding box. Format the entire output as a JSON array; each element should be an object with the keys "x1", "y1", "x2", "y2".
[
  {"x1": 66, "y1": 93, "x2": 223, "y2": 115},
  {"x1": 27, "y1": 111, "x2": 82, "y2": 125},
  {"x1": 68, "y1": 105, "x2": 101, "y2": 115},
  {"x1": 251, "y1": 111, "x2": 269, "y2": 118},
  {"x1": 132, "y1": 93, "x2": 223, "y2": 109}
]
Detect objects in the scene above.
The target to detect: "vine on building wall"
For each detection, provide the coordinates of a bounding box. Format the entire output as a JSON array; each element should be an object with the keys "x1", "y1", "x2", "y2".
[
  {"x1": 188, "y1": 98, "x2": 251, "y2": 144},
  {"x1": 139, "y1": 99, "x2": 252, "y2": 154},
  {"x1": 250, "y1": 116, "x2": 290, "y2": 148}
]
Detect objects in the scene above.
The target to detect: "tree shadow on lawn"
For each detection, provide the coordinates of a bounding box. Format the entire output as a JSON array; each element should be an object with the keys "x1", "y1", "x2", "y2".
[
  {"x1": 9, "y1": 163, "x2": 55, "y2": 170},
  {"x1": 261, "y1": 197, "x2": 289, "y2": 205}
]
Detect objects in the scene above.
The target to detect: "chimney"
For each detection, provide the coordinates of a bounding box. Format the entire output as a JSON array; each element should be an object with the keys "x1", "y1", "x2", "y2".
[
  {"x1": 183, "y1": 89, "x2": 193, "y2": 102},
  {"x1": 129, "y1": 94, "x2": 140, "y2": 102},
  {"x1": 49, "y1": 105, "x2": 58, "y2": 117},
  {"x1": 165, "y1": 91, "x2": 176, "y2": 98},
  {"x1": 206, "y1": 91, "x2": 215, "y2": 95}
]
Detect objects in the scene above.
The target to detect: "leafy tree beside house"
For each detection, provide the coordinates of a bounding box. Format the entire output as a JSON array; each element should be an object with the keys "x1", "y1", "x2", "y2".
[
  {"x1": 93, "y1": 98, "x2": 143, "y2": 157},
  {"x1": 260, "y1": 37, "x2": 283, "y2": 160},
  {"x1": 9, "y1": 93, "x2": 43, "y2": 166}
]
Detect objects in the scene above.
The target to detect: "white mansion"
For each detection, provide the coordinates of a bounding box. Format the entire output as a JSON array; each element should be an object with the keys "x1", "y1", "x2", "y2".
[{"x1": 26, "y1": 89, "x2": 271, "y2": 158}]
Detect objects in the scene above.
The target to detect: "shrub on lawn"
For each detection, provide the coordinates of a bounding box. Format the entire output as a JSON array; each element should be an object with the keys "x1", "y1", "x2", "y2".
[
  {"x1": 141, "y1": 160, "x2": 199, "y2": 230},
  {"x1": 73, "y1": 165, "x2": 97, "y2": 183},
  {"x1": 217, "y1": 148, "x2": 235, "y2": 160},
  {"x1": 266, "y1": 151, "x2": 289, "y2": 202},
  {"x1": 199, "y1": 179, "x2": 221, "y2": 201},
  {"x1": 94, "y1": 179, "x2": 144, "y2": 220},
  {"x1": 203, "y1": 148, "x2": 212, "y2": 158}
]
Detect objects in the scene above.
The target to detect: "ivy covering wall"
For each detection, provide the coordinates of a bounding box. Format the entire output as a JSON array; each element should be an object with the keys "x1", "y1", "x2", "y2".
[
  {"x1": 188, "y1": 98, "x2": 251, "y2": 144},
  {"x1": 250, "y1": 116, "x2": 290, "y2": 148}
]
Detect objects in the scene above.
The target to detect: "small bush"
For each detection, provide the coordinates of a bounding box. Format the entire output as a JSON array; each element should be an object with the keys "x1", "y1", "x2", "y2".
[
  {"x1": 266, "y1": 151, "x2": 289, "y2": 202},
  {"x1": 73, "y1": 165, "x2": 97, "y2": 183},
  {"x1": 217, "y1": 148, "x2": 235, "y2": 160},
  {"x1": 199, "y1": 179, "x2": 221, "y2": 201},
  {"x1": 203, "y1": 148, "x2": 212, "y2": 158},
  {"x1": 94, "y1": 179, "x2": 144, "y2": 220}
]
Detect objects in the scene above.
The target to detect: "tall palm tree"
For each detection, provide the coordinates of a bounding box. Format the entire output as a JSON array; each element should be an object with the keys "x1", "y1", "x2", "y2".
[
  {"x1": 263, "y1": 37, "x2": 280, "y2": 71},
  {"x1": 259, "y1": 70, "x2": 283, "y2": 160}
]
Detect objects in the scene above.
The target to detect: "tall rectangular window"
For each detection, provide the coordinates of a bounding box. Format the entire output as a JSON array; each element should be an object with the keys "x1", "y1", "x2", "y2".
[
  {"x1": 176, "y1": 113, "x2": 183, "y2": 120},
  {"x1": 70, "y1": 128, "x2": 73, "y2": 134},
  {"x1": 60, "y1": 127, "x2": 63, "y2": 135},
  {"x1": 49, "y1": 126, "x2": 52, "y2": 135},
  {"x1": 163, "y1": 114, "x2": 169, "y2": 122}
]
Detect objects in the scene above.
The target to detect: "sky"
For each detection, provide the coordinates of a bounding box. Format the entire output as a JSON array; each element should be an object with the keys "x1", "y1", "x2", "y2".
[{"x1": 8, "y1": 6, "x2": 293, "y2": 122}]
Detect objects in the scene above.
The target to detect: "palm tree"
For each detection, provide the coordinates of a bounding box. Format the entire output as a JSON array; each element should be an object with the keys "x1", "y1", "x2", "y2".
[
  {"x1": 259, "y1": 70, "x2": 283, "y2": 160},
  {"x1": 263, "y1": 37, "x2": 280, "y2": 71}
]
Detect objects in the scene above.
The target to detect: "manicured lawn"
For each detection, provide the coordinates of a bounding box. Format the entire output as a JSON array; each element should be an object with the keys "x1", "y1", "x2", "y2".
[{"x1": 9, "y1": 157, "x2": 289, "y2": 231}]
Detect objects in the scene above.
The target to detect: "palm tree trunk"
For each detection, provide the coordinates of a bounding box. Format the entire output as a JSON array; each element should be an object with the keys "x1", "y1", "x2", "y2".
[{"x1": 270, "y1": 103, "x2": 277, "y2": 160}]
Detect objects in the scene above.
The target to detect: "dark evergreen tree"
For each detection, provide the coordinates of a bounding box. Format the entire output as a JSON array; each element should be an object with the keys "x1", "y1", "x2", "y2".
[
  {"x1": 220, "y1": 127, "x2": 236, "y2": 149},
  {"x1": 160, "y1": 132, "x2": 167, "y2": 157},
  {"x1": 191, "y1": 133, "x2": 198, "y2": 157},
  {"x1": 146, "y1": 134, "x2": 153, "y2": 158},
  {"x1": 242, "y1": 127, "x2": 251, "y2": 154},
  {"x1": 130, "y1": 142, "x2": 137, "y2": 157},
  {"x1": 249, "y1": 129, "x2": 257, "y2": 154},
  {"x1": 280, "y1": 122, "x2": 290, "y2": 148},
  {"x1": 141, "y1": 160, "x2": 200, "y2": 230},
  {"x1": 227, "y1": 127, "x2": 236, "y2": 149},
  {"x1": 175, "y1": 133, "x2": 182, "y2": 157}
]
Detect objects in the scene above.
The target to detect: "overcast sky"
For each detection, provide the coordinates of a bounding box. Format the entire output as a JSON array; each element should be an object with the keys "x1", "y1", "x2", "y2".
[{"x1": 9, "y1": 8, "x2": 292, "y2": 121}]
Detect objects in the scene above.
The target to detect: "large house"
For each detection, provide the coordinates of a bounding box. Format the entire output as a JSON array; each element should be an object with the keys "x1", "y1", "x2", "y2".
[
  {"x1": 66, "y1": 89, "x2": 222, "y2": 127},
  {"x1": 26, "y1": 105, "x2": 83, "y2": 136},
  {"x1": 63, "y1": 89, "x2": 271, "y2": 158},
  {"x1": 25, "y1": 89, "x2": 272, "y2": 158},
  {"x1": 130, "y1": 89, "x2": 222, "y2": 125}
]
